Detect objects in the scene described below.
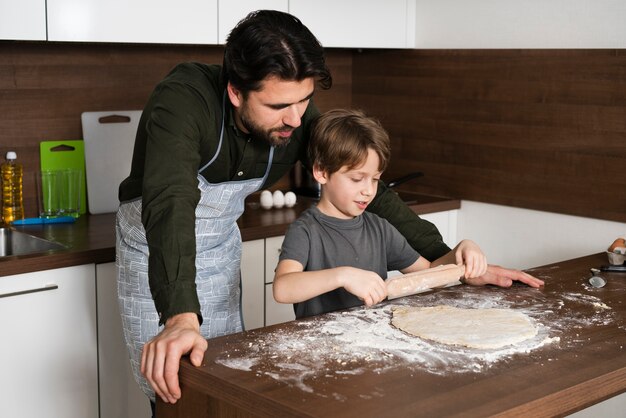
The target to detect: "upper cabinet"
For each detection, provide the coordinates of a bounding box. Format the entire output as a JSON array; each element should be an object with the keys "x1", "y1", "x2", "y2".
[
  {"x1": 218, "y1": 0, "x2": 288, "y2": 44},
  {"x1": 0, "y1": 0, "x2": 46, "y2": 40},
  {"x1": 4, "y1": 0, "x2": 415, "y2": 48},
  {"x1": 219, "y1": 0, "x2": 415, "y2": 48},
  {"x1": 47, "y1": 0, "x2": 218, "y2": 44},
  {"x1": 289, "y1": 0, "x2": 416, "y2": 48}
]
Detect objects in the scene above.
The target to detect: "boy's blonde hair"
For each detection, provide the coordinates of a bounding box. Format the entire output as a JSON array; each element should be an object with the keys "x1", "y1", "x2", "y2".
[{"x1": 309, "y1": 109, "x2": 390, "y2": 174}]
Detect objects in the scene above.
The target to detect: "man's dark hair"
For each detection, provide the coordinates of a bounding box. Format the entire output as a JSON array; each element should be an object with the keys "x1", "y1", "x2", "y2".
[{"x1": 223, "y1": 10, "x2": 332, "y2": 95}]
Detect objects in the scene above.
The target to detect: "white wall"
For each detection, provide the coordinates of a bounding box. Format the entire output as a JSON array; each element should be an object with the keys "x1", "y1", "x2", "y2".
[
  {"x1": 415, "y1": 0, "x2": 626, "y2": 48},
  {"x1": 457, "y1": 201, "x2": 626, "y2": 270}
]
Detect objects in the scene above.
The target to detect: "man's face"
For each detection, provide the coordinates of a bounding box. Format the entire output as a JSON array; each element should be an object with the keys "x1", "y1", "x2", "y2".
[{"x1": 228, "y1": 77, "x2": 315, "y2": 147}]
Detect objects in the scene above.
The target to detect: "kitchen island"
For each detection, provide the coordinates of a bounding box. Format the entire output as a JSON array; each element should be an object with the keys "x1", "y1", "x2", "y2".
[{"x1": 157, "y1": 252, "x2": 626, "y2": 418}]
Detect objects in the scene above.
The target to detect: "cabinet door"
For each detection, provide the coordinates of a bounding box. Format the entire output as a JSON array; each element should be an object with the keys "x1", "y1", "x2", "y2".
[
  {"x1": 0, "y1": 0, "x2": 46, "y2": 40},
  {"x1": 289, "y1": 0, "x2": 415, "y2": 48},
  {"x1": 0, "y1": 265, "x2": 98, "y2": 418},
  {"x1": 47, "y1": 0, "x2": 218, "y2": 44},
  {"x1": 421, "y1": 210, "x2": 458, "y2": 246},
  {"x1": 265, "y1": 283, "x2": 296, "y2": 326},
  {"x1": 218, "y1": 0, "x2": 288, "y2": 44},
  {"x1": 263, "y1": 235, "x2": 296, "y2": 325},
  {"x1": 96, "y1": 262, "x2": 152, "y2": 418},
  {"x1": 264, "y1": 235, "x2": 285, "y2": 284},
  {"x1": 241, "y1": 239, "x2": 265, "y2": 330}
]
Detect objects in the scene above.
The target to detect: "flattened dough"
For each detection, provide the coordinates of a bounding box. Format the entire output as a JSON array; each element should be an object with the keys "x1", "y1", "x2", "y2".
[{"x1": 391, "y1": 305, "x2": 537, "y2": 349}]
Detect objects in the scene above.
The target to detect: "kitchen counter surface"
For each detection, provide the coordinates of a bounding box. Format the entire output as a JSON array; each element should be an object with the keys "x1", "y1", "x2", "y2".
[
  {"x1": 158, "y1": 252, "x2": 626, "y2": 418},
  {"x1": 0, "y1": 191, "x2": 459, "y2": 277}
]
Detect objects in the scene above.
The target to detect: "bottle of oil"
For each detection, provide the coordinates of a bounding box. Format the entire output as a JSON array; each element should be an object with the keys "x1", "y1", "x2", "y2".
[{"x1": 1, "y1": 151, "x2": 25, "y2": 224}]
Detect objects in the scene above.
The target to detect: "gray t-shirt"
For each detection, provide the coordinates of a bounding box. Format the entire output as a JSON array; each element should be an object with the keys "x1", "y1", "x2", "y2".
[{"x1": 279, "y1": 206, "x2": 420, "y2": 318}]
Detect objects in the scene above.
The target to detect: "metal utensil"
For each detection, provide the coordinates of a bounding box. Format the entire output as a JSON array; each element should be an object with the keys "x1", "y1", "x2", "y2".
[
  {"x1": 589, "y1": 268, "x2": 607, "y2": 288},
  {"x1": 387, "y1": 171, "x2": 424, "y2": 189}
]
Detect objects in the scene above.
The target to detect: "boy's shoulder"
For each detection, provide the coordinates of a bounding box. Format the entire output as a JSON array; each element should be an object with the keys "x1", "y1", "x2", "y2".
[{"x1": 286, "y1": 206, "x2": 319, "y2": 233}]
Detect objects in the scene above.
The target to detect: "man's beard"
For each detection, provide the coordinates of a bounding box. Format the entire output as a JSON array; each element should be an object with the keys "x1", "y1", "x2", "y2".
[{"x1": 239, "y1": 108, "x2": 294, "y2": 147}]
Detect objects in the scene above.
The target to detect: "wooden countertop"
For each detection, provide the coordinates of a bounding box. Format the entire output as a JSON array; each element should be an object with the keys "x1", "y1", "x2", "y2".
[
  {"x1": 0, "y1": 191, "x2": 459, "y2": 277},
  {"x1": 158, "y1": 253, "x2": 626, "y2": 418}
]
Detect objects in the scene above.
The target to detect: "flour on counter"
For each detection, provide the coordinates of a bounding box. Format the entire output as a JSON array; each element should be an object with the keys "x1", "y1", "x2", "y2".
[{"x1": 215, "y1": 276, "x2": 619, "y2": 398}]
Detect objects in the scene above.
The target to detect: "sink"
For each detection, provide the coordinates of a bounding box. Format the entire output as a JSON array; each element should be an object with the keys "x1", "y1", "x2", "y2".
[{"x1": 0, "y1": 227, "x2": 66, "y2": 257}]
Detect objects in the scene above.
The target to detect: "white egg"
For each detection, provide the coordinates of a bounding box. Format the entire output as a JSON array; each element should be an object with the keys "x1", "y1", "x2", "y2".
[
  {"x1": 272, "y1": 190, "x2": 285, "y2": 208},
  {"x1": 259, "y1": 190, "x2": 273, "y2": 209},
  {"x1": 284, "y1": 191, "x2": 297, "y2": 208}
]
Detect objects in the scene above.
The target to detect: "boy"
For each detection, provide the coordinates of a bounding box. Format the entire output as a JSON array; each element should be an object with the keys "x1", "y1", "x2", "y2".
[{"x1": 273, "y1": 109, "x2": 488, "y2": 318}]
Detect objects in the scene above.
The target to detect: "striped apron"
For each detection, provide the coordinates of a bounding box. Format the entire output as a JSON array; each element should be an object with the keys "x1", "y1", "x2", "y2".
[{"x1": 116, "y1": 97, "x2": 275, "y2": 400}]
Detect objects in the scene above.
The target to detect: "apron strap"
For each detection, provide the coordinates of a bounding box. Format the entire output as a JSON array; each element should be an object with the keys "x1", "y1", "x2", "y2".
[
  {"x1": 198, "y1": 90, "x2": 227, "y2": 173},
  {"x1": 198, "y1": 89, "x2": 276, "y2": 190}
]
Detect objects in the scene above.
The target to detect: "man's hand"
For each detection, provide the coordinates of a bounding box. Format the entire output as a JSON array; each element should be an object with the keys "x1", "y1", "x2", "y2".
[
  {"x1": 141, "y1": 312, "x2": 208, "y2": 404},
  {"x1": 463, "y1": 264, "x2": 544, "y2": 288}
]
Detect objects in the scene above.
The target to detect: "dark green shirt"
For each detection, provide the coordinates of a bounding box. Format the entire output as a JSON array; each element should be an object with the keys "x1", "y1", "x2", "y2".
[{"x1": 119, "y1": 62, "x2": 450, "y2": 324}]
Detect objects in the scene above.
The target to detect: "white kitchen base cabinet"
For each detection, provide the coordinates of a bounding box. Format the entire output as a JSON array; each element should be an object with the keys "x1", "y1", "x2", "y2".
[
  {"x1": 241, "y1": 239, "x2": 266, "y2": 330},
  {"x1": 241, "y1": 235, "x2": 296, "y2": 329},
  {"x1": 96, "y1": 262, "x2": 152, "y2": 418},
  {"x1": 265, "y1": 283, "x2": 296, "y2": 326},
  {"x1": 0, "y1": 264, "x2": 98, "y2": 418},
  {"x1": 263, "y1": 236, "x2": 296, "y2": 325},
  {"x1": 420, "y1": 209, "x2": 458, "y2": 247}
]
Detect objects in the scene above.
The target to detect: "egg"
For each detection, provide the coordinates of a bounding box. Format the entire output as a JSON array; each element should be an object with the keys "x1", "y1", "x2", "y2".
[
  {"x1": 272, "y1": 190, "x2": 285, "y2": 208},
  {"x1": 608, "y1": 237, "x2": 626, "y2": 252},
  {"x1": 259, "y1": 190, "x2": 273, "y2": 209},
  {"x1": 284, "y1": 191, "x2": 297, "y2": 208}
]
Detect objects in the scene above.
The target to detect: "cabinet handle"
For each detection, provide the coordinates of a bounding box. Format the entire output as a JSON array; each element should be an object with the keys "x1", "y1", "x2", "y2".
[{"x1": 0, "y1": 284, "x2": 59, "y2": 299}]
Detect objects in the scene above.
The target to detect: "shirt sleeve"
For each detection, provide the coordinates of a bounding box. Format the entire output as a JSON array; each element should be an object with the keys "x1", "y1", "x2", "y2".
[
  {"x1": 279, "y1": 219, "x2": 311, "y2": 268},
  {"x1": 366, "y1": 182, "x2": 451, "y2": 261},
  {"x1": 141, "y1": 82, "x2": 206, "y2": 325}
]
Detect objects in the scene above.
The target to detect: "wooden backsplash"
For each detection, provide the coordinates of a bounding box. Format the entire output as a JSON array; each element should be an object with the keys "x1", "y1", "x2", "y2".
[
  {"x1": 2, "y1": 44, "x2": 624, "y2": 223},
  {"x1": 353, "y1": 49, "x2": 626, "y2": 223},
  {"x1": 0, "y1": 42, "x2": 351, "y2": 217}
]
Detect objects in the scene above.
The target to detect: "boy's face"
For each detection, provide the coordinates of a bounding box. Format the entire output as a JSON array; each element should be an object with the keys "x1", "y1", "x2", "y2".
[
  {"x1": 314, "y1": 148, "x2": 381, "y2": 219},
  {"x1": 227, "y1": 76, "x2": 315, "y2": 147}
]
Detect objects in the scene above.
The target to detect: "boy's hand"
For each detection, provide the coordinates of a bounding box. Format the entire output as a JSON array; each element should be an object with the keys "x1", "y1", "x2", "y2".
[
  {"x1": 339, "y1": 267, "x2": 387, "y2": 306},
  {"x1": 454, "y1": 240, "x2": 488, "y2": 278}
]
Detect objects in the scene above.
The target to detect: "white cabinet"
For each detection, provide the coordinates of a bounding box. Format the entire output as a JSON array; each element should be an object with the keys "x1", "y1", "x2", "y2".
[
  {"x1": 241, "y1": 239, "x2": 266, "y2": 330},
  {"x1": 47, "y1": 0, "x2": 218, "y2": 44},
  {"x1": 420, "y1": 209, "x2": 458, "y2": 247},
  {"x1": 0, "y1": 0, "x2": 46, "y2": 40},
  {"x1": 0, "y1": 264, "x2": 98, "y2": 418},
  {"x1": 96, "y1": 262, "x2": 151, "y2": 418},
  {"x1": 264, "y1": 235, "x2": 296, "y2": 326},
  {"x1": 289, "y1": 0, "x2": 416, "y2": 48},
  {"x1": 241, "y1": 235, "x2": 295, "y2": 330},
  {"x1": 4, "y1": 0, "x2": 415, "y2": 46},
  {"x1": 218, "y1": 0, "x2": 288, "y2": 44}
]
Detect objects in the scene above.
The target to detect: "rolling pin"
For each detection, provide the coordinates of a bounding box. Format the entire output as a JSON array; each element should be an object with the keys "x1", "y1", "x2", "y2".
[{"x1": 386, "y1": 264, "x2": 465, "y2": 300}]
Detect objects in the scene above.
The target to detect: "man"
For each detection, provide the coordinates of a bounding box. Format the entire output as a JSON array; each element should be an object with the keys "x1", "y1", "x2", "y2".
[{"x1": 116, "y1": 9, "x2": 542, "y2": 408}]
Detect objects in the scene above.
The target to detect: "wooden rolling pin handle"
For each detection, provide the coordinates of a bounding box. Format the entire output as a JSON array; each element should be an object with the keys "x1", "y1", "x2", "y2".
[{"x1": 386, "y1": 264, "x2": 465, "y2": 300}]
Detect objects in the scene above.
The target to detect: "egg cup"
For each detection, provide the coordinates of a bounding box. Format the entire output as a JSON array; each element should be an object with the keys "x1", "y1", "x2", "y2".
[{"x1": 607, "y1": 250, "x2": 626, "y2": 265}]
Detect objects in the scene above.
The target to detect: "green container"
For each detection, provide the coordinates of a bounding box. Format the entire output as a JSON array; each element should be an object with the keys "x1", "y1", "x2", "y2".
[{"x1": 39, "y1": 141, "x2": 87, "y2": 216}]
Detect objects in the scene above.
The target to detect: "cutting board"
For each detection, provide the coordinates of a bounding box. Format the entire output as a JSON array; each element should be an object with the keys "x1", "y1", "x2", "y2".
[
  {"x1": 81, "y1": 111, "x2": 141, "y2": 214},
  {"x1": 40, "y1": 140, "x2": 87, "y2": 215}
]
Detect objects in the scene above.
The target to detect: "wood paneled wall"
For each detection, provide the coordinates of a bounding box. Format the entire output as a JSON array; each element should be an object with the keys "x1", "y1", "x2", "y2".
[
  {"x1": 0, "y1": 42, "x2": 351, "y2": 217},
  {"x1": 353, "y1": 49, "x2": 626, "y2": 223},
  {"x1": 3, "y1": 44, "x2": 624, "y2": 223}
]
